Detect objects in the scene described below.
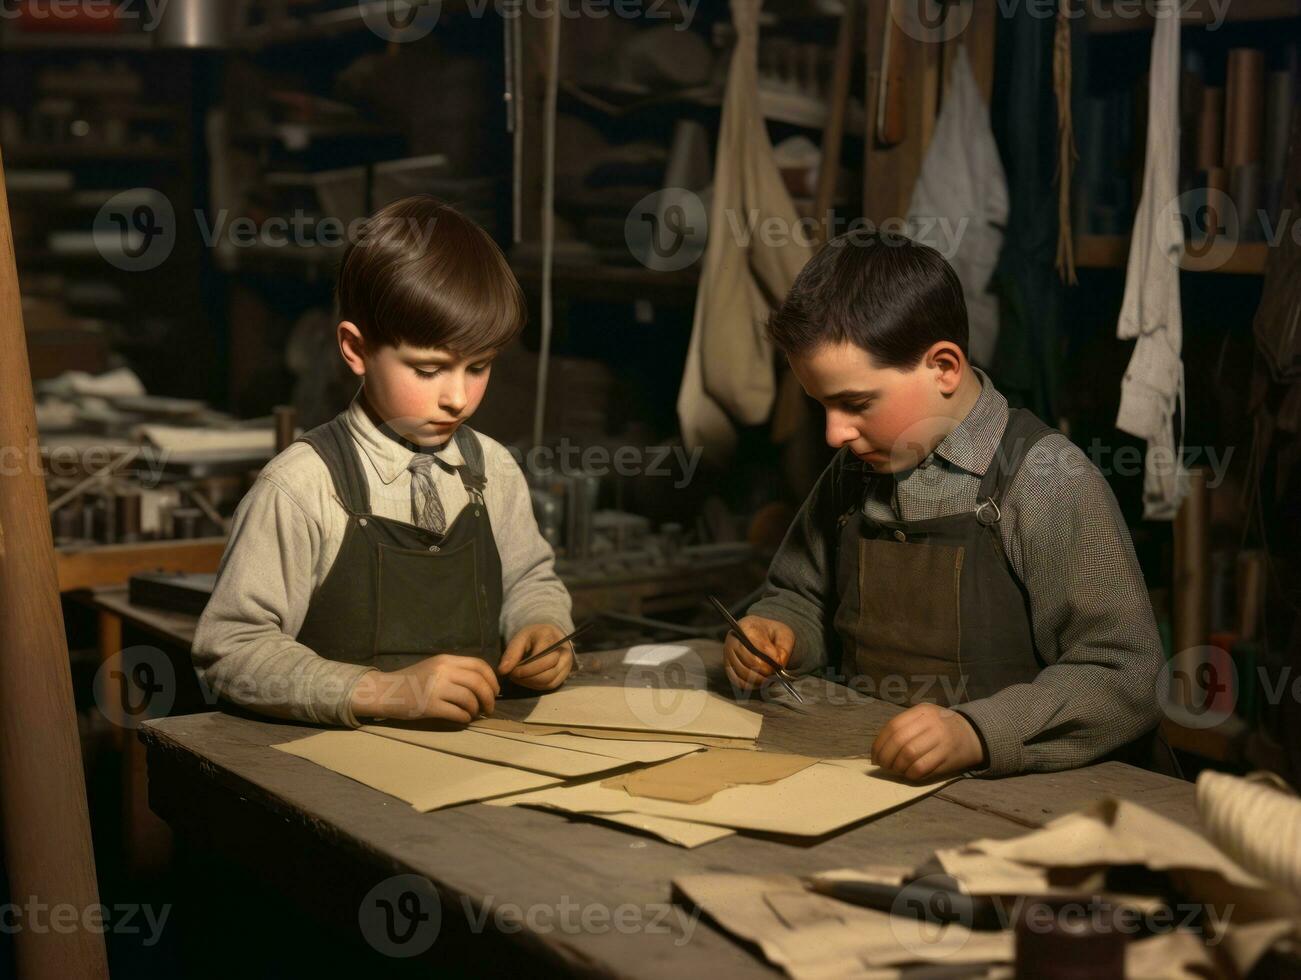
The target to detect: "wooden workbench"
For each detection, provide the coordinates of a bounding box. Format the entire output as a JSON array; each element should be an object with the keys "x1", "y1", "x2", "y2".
[{"x1": 139, "y1": 648, "x2": 1196, "y2": 978}]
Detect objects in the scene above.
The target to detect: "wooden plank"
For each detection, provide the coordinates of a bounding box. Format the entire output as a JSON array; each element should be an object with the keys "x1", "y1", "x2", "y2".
[{"x1": 57, "y1": 537, "x2": 226, "y2": 593}]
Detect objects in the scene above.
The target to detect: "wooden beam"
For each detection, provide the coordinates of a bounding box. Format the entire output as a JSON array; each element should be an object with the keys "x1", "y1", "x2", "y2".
[
  {"x1": 57, "y1": 537, "x2": 227, "y2": 593},
  {"x1": 0, "y1": 149, "x2": 109, "y2": 978}
]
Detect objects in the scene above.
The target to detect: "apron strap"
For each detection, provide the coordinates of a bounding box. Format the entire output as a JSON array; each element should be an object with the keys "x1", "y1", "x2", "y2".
[
  {"x1": 297, "y1": 414, "x2": 371, "y2": 514},
  {"x1": 977, "y1": 408, "x2": 1057, "y2": 508},
  {"x1": 452, "y1": 426, "x2": 488, "y2": 499}
]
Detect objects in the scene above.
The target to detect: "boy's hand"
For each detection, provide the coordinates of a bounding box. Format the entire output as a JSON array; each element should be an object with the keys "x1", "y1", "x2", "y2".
[
  {"x1": 498, "y1": 624, "x2": 574, "y2": 691},
  {"x1": 871, "y1": 703, "x2": 985, "y2": 780},
  {"x1": 349, "y1": 654, "x2": 499, "y2": 723},
  {"x1": 723, "y1": 615, "x2": 795, "y2": 691}
]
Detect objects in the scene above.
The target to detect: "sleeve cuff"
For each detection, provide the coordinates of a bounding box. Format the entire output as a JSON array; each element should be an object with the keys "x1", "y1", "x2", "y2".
[
  {"x1": 323, "y1": 665, "x2": 379, "y2": 729},
  {"x1": 953, "y1": 699, "x2": 1025, "y2": 778}
]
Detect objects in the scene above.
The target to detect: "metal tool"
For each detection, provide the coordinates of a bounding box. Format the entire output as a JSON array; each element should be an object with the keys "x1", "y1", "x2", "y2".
[
  {"x1": 708, "y1": 595, "x2": 804, "y2": 703},
  {"x1": 516, "y1": 621, "x2": 596, "y2": 668}
]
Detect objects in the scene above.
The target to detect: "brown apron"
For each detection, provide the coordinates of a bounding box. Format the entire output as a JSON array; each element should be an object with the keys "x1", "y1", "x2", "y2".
[
  {"x1": 831, "y1": 408, "x2": 1177, "y2": 775},
  {"x1": 293, "y1": 414, "x2": 504, "y2": 670}
]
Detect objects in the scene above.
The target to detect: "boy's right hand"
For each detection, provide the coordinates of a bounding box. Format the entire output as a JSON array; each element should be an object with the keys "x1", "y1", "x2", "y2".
[
  {"x1": 723, "y1": 616, "x2": 795, "y2": 691},
  {"x1": 349, "y1": 654, "x2": 499, "y2": 723}
]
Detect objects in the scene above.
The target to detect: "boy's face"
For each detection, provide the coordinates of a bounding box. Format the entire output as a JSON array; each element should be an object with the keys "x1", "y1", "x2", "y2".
[
  {"x1": 340, "y1": 323, "x2": 493, "y2": 447},
  {"x1": 789, "y1": 341, "x2": 960, "y2": 474}
]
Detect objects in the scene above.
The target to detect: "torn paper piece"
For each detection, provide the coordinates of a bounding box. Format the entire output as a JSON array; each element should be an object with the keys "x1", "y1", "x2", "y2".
[
  {"x1": 472, "y1": 716, "x2": 756, "y2": 749},
  {"x1": 482, "y1": 798, "x2": 734, "y2": 849},
  {"x1": 622, "y1": 644, "x2": 694, "y2": 667},
  {"x1": 601, "y1": 748, "x2": 819, "y2": 804},
  {"x1": 274, "y1": 730, "x2": 560, "y2": 812}
]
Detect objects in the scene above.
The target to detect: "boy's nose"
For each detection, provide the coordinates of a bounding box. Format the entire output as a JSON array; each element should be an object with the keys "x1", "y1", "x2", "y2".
[{"x1": 824, "y1": 416, "x2": 858, "y2": 449}]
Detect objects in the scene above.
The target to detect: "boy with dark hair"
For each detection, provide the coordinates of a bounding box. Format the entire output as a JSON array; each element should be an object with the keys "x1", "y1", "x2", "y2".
[
  {"x1": 725, "y1": 232, "x2": 1166, "y2": 780},
  {"x1": 194, "y1": 196, "x2": 574, "y2": 728}
]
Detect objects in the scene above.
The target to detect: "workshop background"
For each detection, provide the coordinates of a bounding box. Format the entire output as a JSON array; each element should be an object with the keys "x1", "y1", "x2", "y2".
[{"x1": 1, "y1": 0, "x2": 1300, "y2": 977}]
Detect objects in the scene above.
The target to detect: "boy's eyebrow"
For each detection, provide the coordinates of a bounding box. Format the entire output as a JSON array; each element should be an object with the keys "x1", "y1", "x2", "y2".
[{"x1": 826, "y1": 388, "x2": 880, "y2": 401}]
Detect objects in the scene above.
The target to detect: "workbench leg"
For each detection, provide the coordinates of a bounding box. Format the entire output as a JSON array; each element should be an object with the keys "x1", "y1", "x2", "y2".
[{"x1": 97, "y1": 610, "x2": 124, "y2": 750}]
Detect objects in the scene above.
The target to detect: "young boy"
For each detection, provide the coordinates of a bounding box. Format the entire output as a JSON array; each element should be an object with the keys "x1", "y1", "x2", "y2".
[
  {"x1": 726, "y1": 232, "x2": 1167, "y2": 781},
  {"x1": 193, "y1": 196, "x2": 574, "y2": 728}
]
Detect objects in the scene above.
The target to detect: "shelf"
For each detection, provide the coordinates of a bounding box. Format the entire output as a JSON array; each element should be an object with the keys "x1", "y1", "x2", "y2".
[
  {"x1": 233, "y1": 0, "x2": 481, "y2": 51},
  {"x1": 0, "y1": 30, "x2": 156, "y2": 52},
  {"x1": 2, "y1": 143, "x2": 184, "y2": 164},
  {"x1": 1074, "y1": 234, "x2": 1270, "y2": 274},
  {"x1": 1086, "y1": 0, "x2": 1301, "y2": 33}
]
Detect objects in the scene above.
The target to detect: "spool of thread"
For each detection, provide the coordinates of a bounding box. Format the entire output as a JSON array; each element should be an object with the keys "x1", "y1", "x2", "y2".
[
  {"x1": 115, "y1": 491, "x2": 142, "y2": 544},
  {"x1": 1223, "y1": 49, "x2": 1264, "y2": 170},
  {"x1": 172, "y1": 507, "x2": 203, "y2": 540},
  {"x1": 1230, "y1": 162, "x2": 1260, "y2": 240},
  {"x1": 1196, "y1": 86, "x2": 1224, "y2": 172},
  {"x1": 1237, "y1": 550, "x2": 1266, "y2": 641},
  {"x1": 1015, "y1": 897, "x2": 1126, "y2": 979},
  {"x1": 1173, "y1": 469, "x2": 1210, "y2": 657},
  {"x1": 1197, "y1": 770, "x2": 1301, "y2": 898},
  {"x1": 274, "y1": 405, "x2": 298, "y2": 455}
]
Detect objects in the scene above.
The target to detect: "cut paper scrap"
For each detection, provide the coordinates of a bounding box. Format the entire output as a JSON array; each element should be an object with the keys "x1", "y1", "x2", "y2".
[
  {"x1": 492, "y1": 759, "x2": 954, "y2": 837},
  {"x1": 482, "y1": 797, "x2": 734, "y2": 849},
  {"x1": 522, "y1": 685, "x2": 763, "y2": 740},
  {"x1": 274, "y1": 730, "x2": 560, "y2": 812},
  {"x1": 360, "y1": 722, "x2": 694, "y2": 778},
  {"x1": 601, "y1": 748, "x2": 819, "y2": 804},
  {"x1": 621, "y1": 643, "x2": 693, "y2": 667},
  {"x1": 475, "y1": 717, "x2": 756, "y2": 750}
]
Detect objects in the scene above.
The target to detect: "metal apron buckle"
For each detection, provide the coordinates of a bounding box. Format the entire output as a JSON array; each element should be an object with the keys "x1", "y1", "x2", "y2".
[{"x1": 974, "y1": 498, "x2": 1002, "y2": 526}]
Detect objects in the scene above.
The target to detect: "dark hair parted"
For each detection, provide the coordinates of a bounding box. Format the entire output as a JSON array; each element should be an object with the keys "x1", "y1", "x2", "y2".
[
  {"x1": 336, "y1": 195, "x2": 525, "y2": 356},
  {"x1": 767, "y1": 231, "x2": 968, "y2": 368}
]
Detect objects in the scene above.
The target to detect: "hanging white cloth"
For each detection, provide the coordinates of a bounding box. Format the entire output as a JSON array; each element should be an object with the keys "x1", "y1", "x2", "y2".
[
  {"x1": 906, "y1": 45, "x2": 1009, "y2": 367},
  {"x1": 1116, "y1": 0, "x2": 1188, "y2": 520},
  {"x1": 676, "y1": 0, "x2": 813, "y2": 461}
]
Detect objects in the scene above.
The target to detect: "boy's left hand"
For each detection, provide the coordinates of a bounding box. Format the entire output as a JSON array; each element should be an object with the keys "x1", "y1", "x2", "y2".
[
  {"x1": 871, "y1": 703, "x2": 986, "y2": 780},
  {"x1": 498, "y1": 624, "x2": 575, "y2": 691}
]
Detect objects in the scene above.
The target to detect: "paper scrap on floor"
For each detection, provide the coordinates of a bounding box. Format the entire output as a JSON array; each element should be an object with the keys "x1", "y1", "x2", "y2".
[
  {"x1": 361, "y1": 722, "x2": 699, "y2": 777},
  {"x1": 521, "y1": 685, "x2": 763, "y2": 740},
  {"x1": 601, "y1": 748, "x2": 819, "y2": 804},
  {"x1": 474, "y1": 717, "x2": 755, "y2": 750},
  {"x1": 491, "y1": 758, "x2": 953, "y2": 837},
  {"x1": 274, "y1": 730, "x2": 561, "y2": 812}
]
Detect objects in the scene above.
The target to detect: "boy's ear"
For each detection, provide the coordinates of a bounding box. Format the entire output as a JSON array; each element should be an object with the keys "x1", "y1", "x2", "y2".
[
  {"x1": 338, "y1": 321, "x2": 367, "y2": 377},
  {"x1": 925, "y1": 341, "x2": 966, "y2": 395}
]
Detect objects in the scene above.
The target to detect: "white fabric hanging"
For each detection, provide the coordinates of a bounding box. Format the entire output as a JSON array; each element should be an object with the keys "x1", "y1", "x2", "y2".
[
  {"x1": 1116, "y1": 0, "x2": 1187, "y2": 520},
  {"x1": 676, "y1": 0, "x2": 813, "y2": 461},
  {"x1": 906, "y1": 45, "x2": 1009, "y2": 367}
]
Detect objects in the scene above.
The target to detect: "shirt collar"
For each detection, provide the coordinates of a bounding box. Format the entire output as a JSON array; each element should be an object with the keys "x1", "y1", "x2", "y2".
[
  {"x1": 928, "y1": 367, "x2": 1008, "y2": 478},
  {"x1": 343, "y1": 389, "x2": 465, "y2": 486}
]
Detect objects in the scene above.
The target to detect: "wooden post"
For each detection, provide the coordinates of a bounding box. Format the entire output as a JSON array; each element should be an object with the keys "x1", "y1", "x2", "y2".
[{"x1": 0, "y1": 150, "x2": 109, "y2": 978}]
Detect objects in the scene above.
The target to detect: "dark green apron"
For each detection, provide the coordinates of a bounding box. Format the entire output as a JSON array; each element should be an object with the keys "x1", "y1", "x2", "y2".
[
  {"x1": 294, "y1": 414, "x2": 504, "y2": 670},
  {"x1": 832, "y1": 408, "x2": 1177, "y2": 775}
]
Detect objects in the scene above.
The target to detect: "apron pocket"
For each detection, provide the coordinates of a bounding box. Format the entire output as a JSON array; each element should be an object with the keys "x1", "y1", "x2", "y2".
[
  {"x1": 375, "y1": 540, "x2": 485, "y2": 657},
  {"x1": 855, "y1": 537, "x2": 965, "y2": 704}
]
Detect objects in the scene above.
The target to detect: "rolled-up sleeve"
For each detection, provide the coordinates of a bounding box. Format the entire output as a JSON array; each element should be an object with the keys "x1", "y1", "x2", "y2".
[
  {"x1": 954, "y1": 439, "x2": 1165, "y2": 776},
  {"x1": 192, "y1": 476, "x2": 374, "y2": 728}
]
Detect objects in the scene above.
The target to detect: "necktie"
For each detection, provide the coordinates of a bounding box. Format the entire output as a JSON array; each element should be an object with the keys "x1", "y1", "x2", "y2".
[{"x1": 408, "y1": 454, "x2": 447, "y2": 534}]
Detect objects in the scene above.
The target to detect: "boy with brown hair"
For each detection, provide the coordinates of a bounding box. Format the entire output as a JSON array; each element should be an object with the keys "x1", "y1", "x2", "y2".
[
  {"x1": 725, "y1": 232, "x2": 1168, "y2": 781},
  {"x1": 194, "y1": 196, "x2": 574, "y2": 727}
]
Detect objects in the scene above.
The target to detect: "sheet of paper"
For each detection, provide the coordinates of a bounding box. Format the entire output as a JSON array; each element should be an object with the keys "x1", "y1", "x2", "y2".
[
  {"x1": 473, "y1": 716, "x2": 756, "y2": 749},
  {"x1": 622, "y1": 643, "x2": 693, "y2": 667},
  {"x1": 601, "y1": 748, "x2": 819, "y2": 804},
  {"x1": 464, "y1": 722, "x2": 704, "y2": 764},
  {"x1": 522, "y1": 686, "x2": 763, "y2": 740},
  {"x1": 274, "y1": 730, "x2": 560, "y2": 812},
  {"x1": 360, "y1": 722, "x2": 677, "y2": 777},
  {"x1": 494, "y1": 759, "x2": 953, "y2": 836},
  {"x1": 482, "y1": 798, "x2": 734, "y2": 849}
]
